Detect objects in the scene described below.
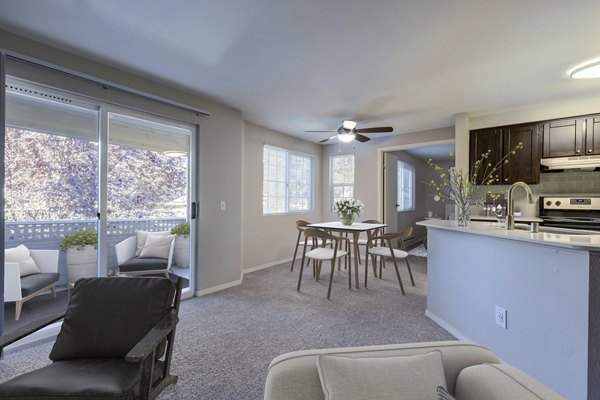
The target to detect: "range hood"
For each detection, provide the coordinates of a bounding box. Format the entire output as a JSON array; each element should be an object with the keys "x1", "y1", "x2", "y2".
[{"x1": 541, "y1": 155, "x2": 600, "y2": 171}]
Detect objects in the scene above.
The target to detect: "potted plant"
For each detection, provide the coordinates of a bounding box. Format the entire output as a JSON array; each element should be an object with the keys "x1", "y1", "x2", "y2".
[
  {"x1": 171, "y1": 222, "x2": 190, "y2": 268},
  {"x1": 60, "y1": 229, "x2": 98, "y2": 284}
]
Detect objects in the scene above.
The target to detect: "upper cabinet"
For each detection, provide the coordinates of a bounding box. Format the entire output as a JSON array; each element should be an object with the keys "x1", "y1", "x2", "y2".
[
  {"x1": 542, "y1": 114, "x2": 600, "y2": 158},
  {"x1": 470, "y1": 123, "x2": 542, "y2": 185}
]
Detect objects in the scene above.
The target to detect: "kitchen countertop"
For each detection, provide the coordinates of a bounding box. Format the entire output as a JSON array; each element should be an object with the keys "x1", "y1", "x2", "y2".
[{"x1": 417, "y1": 219, "x2": 600, "y2": 250}]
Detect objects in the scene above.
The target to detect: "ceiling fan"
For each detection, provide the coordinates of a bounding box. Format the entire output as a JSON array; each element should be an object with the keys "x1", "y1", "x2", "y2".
[{"x1": 306, "y1": 120, "x2": 393, "y2": 144}]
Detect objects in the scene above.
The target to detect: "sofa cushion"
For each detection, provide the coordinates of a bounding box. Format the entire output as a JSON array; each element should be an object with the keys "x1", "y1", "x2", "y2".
[
  {"x1": 139, "y1": 234, "x2": 174, "y2": 259},
  {"x1": 19, "y1": 273, "x2": 60, "y2": 297},
  {"x1": 49, "y1": 277, "x2": 175, "y2": 361},
  {"x1": 119, "y1": 257, "x2": 169, "y2": 272},
  {"x1": 317, "y1": 350, "x2": 446, "y2": 400},
  {"x1": 5, "y1": 244, "x2": 41, "y2": 277},
  {"x1": 455, "y1": 363, "x2": 565, "y2": 400}
]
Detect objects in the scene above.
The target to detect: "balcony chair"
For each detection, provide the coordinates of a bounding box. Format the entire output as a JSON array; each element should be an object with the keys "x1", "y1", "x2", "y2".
[
  {"x1": 4, "y1": 245, "x2": 60, "y2": 321},
  {"x1": 0, "y1": 276, "x2": 182, "y2": 400},
  {"x1": 364, "y1": 227, "x2": 415, "y2": 295},
  {"x1": 116, "y1": 231, "x2": 175, "y2": 278},
  {"x1": 297, "y1": 228, "x2": 349, "y2": 299}
]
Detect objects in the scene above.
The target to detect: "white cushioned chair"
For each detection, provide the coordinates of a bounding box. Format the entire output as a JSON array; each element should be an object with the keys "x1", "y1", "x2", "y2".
[
  {"x1": 115, "y1": 231, "x2": 175, "y2": 278},
  {"x1": 4, "y1": 248, "x2": 60, "y2": 321}
]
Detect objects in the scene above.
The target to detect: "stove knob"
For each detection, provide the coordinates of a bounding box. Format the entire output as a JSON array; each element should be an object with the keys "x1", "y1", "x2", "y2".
[
  {"x1": 555, "y1": 201, "x2": 561, "y2": 206},
  {"x1": 546, "y1": 201, "x2": 552, "y2": 206}
]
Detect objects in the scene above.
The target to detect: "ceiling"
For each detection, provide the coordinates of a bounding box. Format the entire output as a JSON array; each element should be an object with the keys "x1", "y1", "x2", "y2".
[
  {"x1": 1, "y1": 0, "x2": 600, "y2": 144},
  {"x1": 404, "y1": 144, "x2": 455, "y2": 162}
]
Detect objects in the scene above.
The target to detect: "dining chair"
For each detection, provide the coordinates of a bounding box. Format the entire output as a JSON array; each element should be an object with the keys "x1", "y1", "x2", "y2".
[
  {"x1": 350, "y1": 219, "x2": 384, "y2": 265},
  {"x1": 290, "y1": 220, "x2": 310, "y2": 272},
  {"x1": 364, "y1": 227, "x2": 415, "y2": 295},
  {"x1": 297, "y1": 228, "x2": 349, "y2": 299}
]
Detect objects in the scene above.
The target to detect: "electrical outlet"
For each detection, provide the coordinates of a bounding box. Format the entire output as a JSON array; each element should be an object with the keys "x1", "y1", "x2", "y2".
[
  {"x1": 495, "y1": 306, "x2": 507, "y2": 329},
  {"x1": 220, "y1": 200, "x2": 226, "y2": 211}
]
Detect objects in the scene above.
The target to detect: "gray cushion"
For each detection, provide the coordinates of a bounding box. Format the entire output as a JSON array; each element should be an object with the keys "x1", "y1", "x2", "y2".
[
  {"x1": 19, "y1": 272, "x2": 60, "y2": 297},
  {"x1": 317, "y1": 351, "x2": 446, "y2": 400},
  {"x1": 119, "y1": 257, "x2": 168, "y2": 272},
  {"x1": 0, "y1": 358, "x2": 163, "y2": 399},
  {"x1": 49, "y1": 277, "x2": 175, "y2": 361}
]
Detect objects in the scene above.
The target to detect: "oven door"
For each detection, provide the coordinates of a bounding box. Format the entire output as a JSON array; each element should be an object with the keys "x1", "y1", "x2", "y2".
[{"x1": 542, "y1": 218, "x2": 600, "y2": 231}]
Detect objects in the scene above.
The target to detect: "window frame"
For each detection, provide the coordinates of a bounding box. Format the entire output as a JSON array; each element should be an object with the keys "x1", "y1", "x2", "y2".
[
  {"x1": 262, "y1": 144, "x2": 315, "y2": 215},
  {"x1": 397, "y1": 160, "x2": 415, "y2": 212},
  {"x1": 329, "y1": 154, "x2": 355, "y2": 211}
]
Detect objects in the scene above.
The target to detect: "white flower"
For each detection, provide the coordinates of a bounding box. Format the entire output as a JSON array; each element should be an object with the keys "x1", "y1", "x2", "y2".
[{"x1": 334, "y1": 198, "x2": 364, "y2": 218}]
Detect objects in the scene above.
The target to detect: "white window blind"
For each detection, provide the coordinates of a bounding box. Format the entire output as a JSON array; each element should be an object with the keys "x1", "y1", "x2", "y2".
[
  {"x1": 330, "y1": 154, "x2": 354, "y2": 209},
  {"x1": 263, "y1": 145, "x2": 313, "y2": 215},
  {"x1": 397, "y1": 161, "x2": 415, "y2": 211}
]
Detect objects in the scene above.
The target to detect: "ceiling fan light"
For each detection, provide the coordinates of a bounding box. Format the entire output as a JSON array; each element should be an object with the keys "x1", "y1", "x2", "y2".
[
  {"x1": 342, "y1": 120, "x2": 357, "y2": 130},
  {"x1": 570, "y1": 60, "x2": 600, "y2": 79},
  {"x1": 338, "y1": 132, "x2": 355, "y2": 143}
]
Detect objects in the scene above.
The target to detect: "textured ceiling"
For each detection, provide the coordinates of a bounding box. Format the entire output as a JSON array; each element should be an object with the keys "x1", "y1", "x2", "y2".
[{"x1": 1, "y1": 0, "x2": 600, "y2": 143}]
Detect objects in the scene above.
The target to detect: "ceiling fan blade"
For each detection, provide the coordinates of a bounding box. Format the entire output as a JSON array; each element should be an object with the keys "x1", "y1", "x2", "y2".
[
  {"x1": 354, "y1": 133, "x2": 371, "y2": 142},
  {"x1": 305, "y1": 130, "x2": 337, "y2": 133},
  {"x1": 356, "y1": 127, "x2": 393, "y2": 134},
  {"x1": 319, "y1": 135, "x2": 338, "y2": 143}
]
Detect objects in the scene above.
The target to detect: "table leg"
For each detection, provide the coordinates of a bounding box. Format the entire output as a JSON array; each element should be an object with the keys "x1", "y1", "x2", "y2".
[{"x1": 353, "y1": 232, "x2": 360, "y2": 288}]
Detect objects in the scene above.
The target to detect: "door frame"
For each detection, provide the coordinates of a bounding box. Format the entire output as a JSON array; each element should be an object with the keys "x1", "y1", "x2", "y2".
[{"x1": 377, "y1": 139, "x2": 455, "y2": 225}]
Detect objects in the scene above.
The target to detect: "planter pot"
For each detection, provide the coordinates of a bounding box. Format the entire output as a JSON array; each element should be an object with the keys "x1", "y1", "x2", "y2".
[
  {"x1": 173, "y1": 236, "x2": 190, "y2": 268},
  {"x1": 66, "y1": 245, "x2": 97, "y2": 284}
]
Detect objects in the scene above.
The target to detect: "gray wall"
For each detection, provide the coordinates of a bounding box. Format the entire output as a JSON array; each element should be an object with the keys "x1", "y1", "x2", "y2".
[
  {"x1": 243, "y1": 122, "x2": 322, "y2": 270},
  {"x1": 425, "y1": 160, "x2": 453, "y2": 219},
  {"x1": 0, "y1": 29, "x2": 244, "y2": 292}
]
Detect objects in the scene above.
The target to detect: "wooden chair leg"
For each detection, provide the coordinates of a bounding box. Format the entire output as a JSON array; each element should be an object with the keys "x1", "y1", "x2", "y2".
[
  {"x1": 297, "y1": 252, "x2": 308, "y2": 291},
  {"x1": 371, "y1": 255, "x2": 378, "y2": 278},
  {"x1": 348, "y1": 255, "x2": 352, "y2": 289},
  {"x1": 327, "y1": 259, "x2": 336, "y2": 299},
  {"x1": 290, "y1": 231, "x2": 302, "y2": 271},
  {"x1": 391, "y1": 256, "x2": 406, "y2": 296},
  {"x1": 15, "y1": 301, "x2": 23, "y2": 321},
  {"x1": 364, "y1": 250, "x2": 369, "y2": 288},
  {"x1": 379, "y1": 259, "x2": 385, "y2": 279},
  {"x1": 51, "y1": 284, "x2": 57, "y2": 298},
  {"x1": 316, "y1": 260, "x2": 322, "y2": 281},
  {"x1": 405, "y1": 257, "x2": 415, "y2": 286}
]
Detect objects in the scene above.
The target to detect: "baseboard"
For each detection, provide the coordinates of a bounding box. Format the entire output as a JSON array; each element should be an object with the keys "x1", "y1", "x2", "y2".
[
  {"x1": 243, "y1": 257, "x2": 292, "y2": 275},
  {"x1": 425, "y1": 309, "x2": 475, "y2": 342},
  {"x1": 3, "y1": 322, "x2": 62, "y2": 355},
  {"x1": 195, "y1": 279, "x2": 243, "y2": 296}
]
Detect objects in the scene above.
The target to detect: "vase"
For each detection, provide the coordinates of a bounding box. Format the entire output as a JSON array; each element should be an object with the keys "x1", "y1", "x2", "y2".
[
  {"x1": 456, "y1": 204, "x2": 471, "y2": 227},
  {"x1": 340, "y1": 214, "x2": 354, "y2": 226},
  {"x1": 66, "y1": 245, "x2": 98, "y2": 284},
  {"x1": 173, "y1": 235, "x2": 190, "y2": 268}
]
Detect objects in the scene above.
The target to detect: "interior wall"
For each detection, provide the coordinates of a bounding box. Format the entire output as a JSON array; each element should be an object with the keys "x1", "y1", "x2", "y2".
[
  {"x1": 321, "y1": 127, "x2": 455, "y2": 223},
  {"x1": 425, "y1": 160, "x2": 453, "y2": 219},
  {"x1": 242, "y1": 122, "x2": 322, "y2": 270},
  {"x1": 0, "y1": 29, "x2": 244, "y2": 292}
]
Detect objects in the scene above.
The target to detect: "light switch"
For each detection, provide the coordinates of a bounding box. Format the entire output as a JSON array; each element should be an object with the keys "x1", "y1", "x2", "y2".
[{"x1": 220, "y1": 200, "x2": 226, "y2": 211}]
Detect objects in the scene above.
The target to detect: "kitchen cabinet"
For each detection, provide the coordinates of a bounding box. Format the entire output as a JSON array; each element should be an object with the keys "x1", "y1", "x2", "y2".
[
  {"x1": 470, "y1": 123, "x2": 541, "y2": 185},
  {"x1": 542, "y1": 114, "x2": 600, "y2": 157}
]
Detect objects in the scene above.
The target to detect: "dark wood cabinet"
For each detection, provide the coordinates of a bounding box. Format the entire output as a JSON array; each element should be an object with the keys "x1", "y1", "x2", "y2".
[
  {"x1": 470, "y1": 123, "x2": 541, "y2": 185},
  {"x1": 542, "y1": 114, "x2": 600, "y2": 157}
]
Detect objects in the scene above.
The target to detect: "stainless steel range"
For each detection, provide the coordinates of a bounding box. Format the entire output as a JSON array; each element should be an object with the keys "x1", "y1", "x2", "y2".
[{"x1": 539, "y1": 196, "x2": 600, "y2": 230}]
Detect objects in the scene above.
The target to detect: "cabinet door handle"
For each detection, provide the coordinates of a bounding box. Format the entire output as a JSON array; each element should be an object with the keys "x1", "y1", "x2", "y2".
[
  {"x1": 589, "y1": 149, "x2": 593, "y2": 154},
  {"x1": 504, "y1": 178, "x2": 508, "y2": 182},
  {"x1": 576, "y1": 149, "x2": 581, "y2": 154}
]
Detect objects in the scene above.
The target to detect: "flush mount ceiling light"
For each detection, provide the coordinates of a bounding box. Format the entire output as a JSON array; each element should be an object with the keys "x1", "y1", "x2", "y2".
[
  {"x1": 342, "y1": 120, "x2": 357, "y2": 130},
  {"x1": 570, "y1": 59, "x2": 600, "y2": 79},
  {"x1": 338, "y1": 131, "x2": 356, "y2": 143}
]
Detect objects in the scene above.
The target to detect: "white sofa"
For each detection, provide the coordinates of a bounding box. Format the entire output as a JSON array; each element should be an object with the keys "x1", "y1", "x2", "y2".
[
  {"x1": 264, "y1": 341, "x2": 564, "y2": 400},
  {"x1": 4, "y1": 249, "x2": 60, "y2": 320}
]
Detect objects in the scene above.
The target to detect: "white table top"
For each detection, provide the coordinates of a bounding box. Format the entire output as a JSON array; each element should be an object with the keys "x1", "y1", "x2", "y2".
[{"x1": 308, "y1": 221, "x2": 387, "y2": 232}]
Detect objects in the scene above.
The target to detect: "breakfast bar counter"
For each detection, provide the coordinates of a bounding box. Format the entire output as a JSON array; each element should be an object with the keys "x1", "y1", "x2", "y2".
[{"x1": 417, "y1": 219, "x2": 600, "y2": 400}]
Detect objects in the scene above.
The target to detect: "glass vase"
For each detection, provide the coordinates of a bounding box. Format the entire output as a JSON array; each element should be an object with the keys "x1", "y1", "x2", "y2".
[
  {"x1": 340, "y1": 214, "x2": 354, "y2": 226},
  {"x1": 456, "y1": 204, "x2": 471, "y2": 227}
]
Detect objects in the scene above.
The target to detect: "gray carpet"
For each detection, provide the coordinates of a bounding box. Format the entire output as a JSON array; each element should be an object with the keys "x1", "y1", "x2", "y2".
[{"x1": 0, "y1": 256, "x2": 454, "y2": 399}]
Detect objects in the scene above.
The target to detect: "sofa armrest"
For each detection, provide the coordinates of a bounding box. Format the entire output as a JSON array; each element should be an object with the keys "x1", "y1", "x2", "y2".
[
  {"x1": 115, "y1": 236, "x2": 137, "y2": 265},
  {"x1": 456, "y1": 364, "x2": 565, "y2": 400},
  {"x1": 4, "y1": 262, "x2": 22, "y2": 302},
  {"x1": 30, "y1": 250, "x2": 59, "y2": 273}
]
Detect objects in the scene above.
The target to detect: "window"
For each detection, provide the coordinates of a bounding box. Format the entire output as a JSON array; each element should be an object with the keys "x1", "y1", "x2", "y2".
[
  {"x1": 397, "y1": 161, "x2": 415, "y2": 211},
  {"x1": 330, "y1": 154, "x2": 354, "y2": 208},
  {"x1": 263, "y1": 145, "x2": 313, "y2": 214}
]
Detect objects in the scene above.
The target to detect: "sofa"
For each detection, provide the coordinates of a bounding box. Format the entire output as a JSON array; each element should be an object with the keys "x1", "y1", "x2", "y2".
[{"x1": 264, "y1": 341, "x2": 564, "y2": 400}]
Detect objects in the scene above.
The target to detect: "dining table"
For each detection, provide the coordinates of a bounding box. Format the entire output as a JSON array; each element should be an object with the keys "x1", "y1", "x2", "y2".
[{"x1": 307, "y1": 221, "x2": 387, "y2": 289}]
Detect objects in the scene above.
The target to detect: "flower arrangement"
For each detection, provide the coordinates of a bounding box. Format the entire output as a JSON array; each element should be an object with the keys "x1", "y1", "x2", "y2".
[
  {"x1": 334, "y1": 198, "x2": 364, "y2": 225},
  {"x1": 427, "y1": 142, "x2": 524, "y2": 227}
]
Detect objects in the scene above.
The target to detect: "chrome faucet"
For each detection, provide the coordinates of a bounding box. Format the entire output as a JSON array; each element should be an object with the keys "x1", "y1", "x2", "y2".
[{"x1": 505, "y1": 181, "x2": 534, "y2": 230}]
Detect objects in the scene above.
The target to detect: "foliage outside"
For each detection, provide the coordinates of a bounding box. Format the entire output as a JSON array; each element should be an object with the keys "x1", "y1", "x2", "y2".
[
  {"x1": 59, "y1": 229, "x2": 98, "y2": 251},
  {"x1": 5, "y1": 128, "x2": 188, "y2": 221},
  {"x1": 427, "y1": 142, "x2": 524, "y2": 224},
  {"x1": 170, "y1": 222, "x2": 190, "y2": 237},
  {"x1": 333, "y1": 198, "x2": 364, "y2": 219}
]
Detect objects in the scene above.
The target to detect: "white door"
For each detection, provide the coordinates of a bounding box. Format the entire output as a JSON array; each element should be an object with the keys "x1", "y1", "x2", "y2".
[{"x1": 383, "y1": 152, "x2": 399, "y2": 234}]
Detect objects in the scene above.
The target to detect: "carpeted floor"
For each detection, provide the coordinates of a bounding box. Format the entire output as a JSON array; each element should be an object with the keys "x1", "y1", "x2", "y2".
[{"x1": 0, "y1": 255, "x2": 454, "y2": 399}]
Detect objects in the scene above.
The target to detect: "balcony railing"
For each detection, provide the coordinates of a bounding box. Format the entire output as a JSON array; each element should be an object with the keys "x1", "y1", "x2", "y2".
[{"x1": 5, "y1": 217, "x2": 186, "y2": 287}]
